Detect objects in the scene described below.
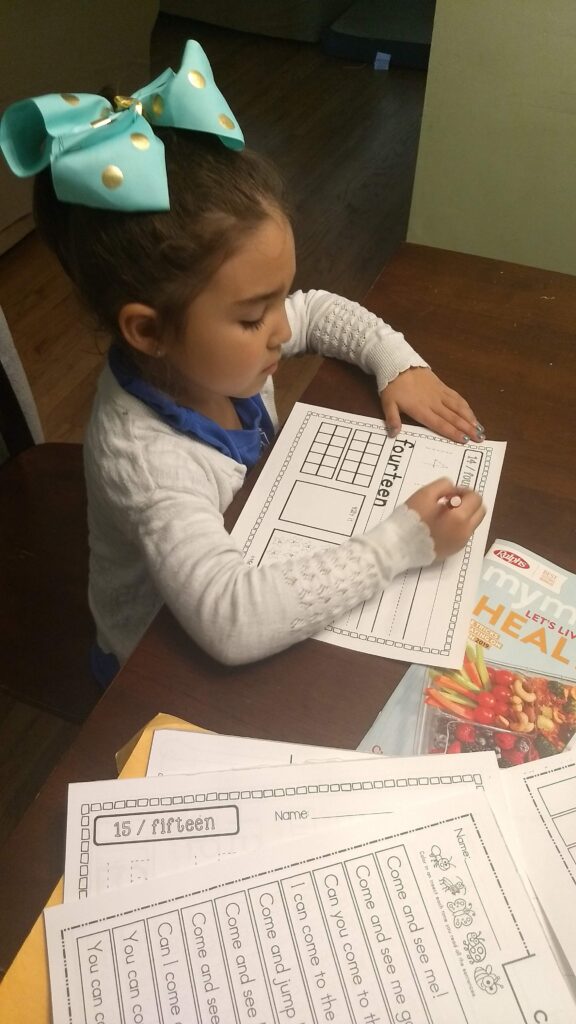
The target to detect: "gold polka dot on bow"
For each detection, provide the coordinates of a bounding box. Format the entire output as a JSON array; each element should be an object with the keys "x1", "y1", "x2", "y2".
[
  {"x1": 102, "y1": 165, "x2": 124, "y2": 189},
  {"x1": 130, "y1": 133, "x2": 150, "y2": 150},
  {"x1": 187, "y1": 70, "x2": 206, "y2": 89}
]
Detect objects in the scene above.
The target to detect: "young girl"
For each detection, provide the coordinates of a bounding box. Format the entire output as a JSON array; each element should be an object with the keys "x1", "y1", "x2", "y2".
[{"x1": 1, "y1": 41, "x2": 485, "y2": 685}]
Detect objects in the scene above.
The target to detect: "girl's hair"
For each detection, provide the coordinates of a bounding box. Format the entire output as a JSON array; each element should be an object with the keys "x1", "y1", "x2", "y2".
[{"x1": 33, "y1": 129, "x2": 288, "y2": 368}]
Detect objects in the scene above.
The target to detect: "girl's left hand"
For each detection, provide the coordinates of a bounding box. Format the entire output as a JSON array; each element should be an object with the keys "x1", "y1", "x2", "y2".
[{"x1": 379, "y1": 367, "x2": 485, "y2": 444}]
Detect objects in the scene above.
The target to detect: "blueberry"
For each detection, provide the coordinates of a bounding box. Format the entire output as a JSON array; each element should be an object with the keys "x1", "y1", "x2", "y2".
[{"x1": 515, "y1": 738, "x2": 531, "y2": 755}]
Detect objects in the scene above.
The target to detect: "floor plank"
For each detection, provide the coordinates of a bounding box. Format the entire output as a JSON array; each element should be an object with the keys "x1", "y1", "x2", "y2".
[{"x1": 0, "y1": 693, "x2": 78, "y2": 842}]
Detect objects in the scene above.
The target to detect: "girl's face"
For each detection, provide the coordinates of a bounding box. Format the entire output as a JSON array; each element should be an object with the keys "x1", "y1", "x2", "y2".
[{"x1": 163, "y1": 212, "x2": 296, "y2": 415}]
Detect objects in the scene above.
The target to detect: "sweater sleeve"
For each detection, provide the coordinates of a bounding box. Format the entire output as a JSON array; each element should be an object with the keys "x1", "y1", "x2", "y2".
[
  {"x1": 133, "y1": 460, "x2": 435, "y2": 666},
  {"x1": 283, "y1": 289, "x2": 429, "y2": 393}
]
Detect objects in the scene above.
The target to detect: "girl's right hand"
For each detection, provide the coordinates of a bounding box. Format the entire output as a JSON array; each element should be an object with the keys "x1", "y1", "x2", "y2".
[{"x1": 406, "y1": 477, "x2": 486, "y2": 561}]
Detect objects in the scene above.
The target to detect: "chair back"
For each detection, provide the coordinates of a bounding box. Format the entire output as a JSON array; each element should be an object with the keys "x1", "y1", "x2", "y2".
[
  {"x1": 0, "y1": 307, "x2": 43, "y2": 457},
  {"x1": 0, "y1": 307, "x2": 101, "y2": 721}
]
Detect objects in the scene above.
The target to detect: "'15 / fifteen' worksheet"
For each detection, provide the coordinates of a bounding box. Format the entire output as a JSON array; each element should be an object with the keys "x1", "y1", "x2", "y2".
[
  {"x1": 232, "y1": 403, "x2": 506, "y2": 666},
  {"x1": 46, "y1": 792, "x2": 575, "y2": 1023}
]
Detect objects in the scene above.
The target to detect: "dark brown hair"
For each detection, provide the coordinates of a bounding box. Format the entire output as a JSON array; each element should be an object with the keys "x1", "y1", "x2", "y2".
[{"x1": 33, "y1": 129, "x2": 288, "y2": 374}]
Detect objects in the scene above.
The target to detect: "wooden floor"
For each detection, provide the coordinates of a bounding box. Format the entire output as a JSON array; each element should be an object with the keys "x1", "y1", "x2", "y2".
[{"x1": 0, "y1": 14, "x2": 426, "y2": 839}]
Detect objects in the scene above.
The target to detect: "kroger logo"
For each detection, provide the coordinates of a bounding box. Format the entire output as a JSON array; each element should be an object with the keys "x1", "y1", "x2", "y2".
[{"x1": 493, "y1": 549, "x2": 530, "y2": 570}]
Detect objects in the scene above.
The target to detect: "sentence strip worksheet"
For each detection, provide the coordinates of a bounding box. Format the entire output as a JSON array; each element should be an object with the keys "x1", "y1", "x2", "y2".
[
  {"x1": 62, "y1": 753, "x2": 505, "y2": 902},
  {"x1": 231, "y1": 403, "x2": 506, "y2": 665},
  {"x1": 45, "y1": 792, "x2": 575, "y2": 1023}
]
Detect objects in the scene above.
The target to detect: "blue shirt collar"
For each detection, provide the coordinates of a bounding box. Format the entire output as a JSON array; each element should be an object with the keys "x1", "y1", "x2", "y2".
[{"x1": 108, "y1": 344, "x2": 274, "y2": 470}]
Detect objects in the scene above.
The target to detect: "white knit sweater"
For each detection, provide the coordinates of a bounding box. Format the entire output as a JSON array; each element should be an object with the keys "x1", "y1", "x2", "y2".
[{"x1": 84, "y1": 289, "x2": 436, "y2": 665}]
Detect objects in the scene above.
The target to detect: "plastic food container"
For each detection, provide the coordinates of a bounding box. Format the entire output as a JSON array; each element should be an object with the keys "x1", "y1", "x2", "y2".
[
  {"x1": 416, "y1": 650, "x2": 576, "y2": 768},
  {"x1": 417, "y1": 704, "x2": 537, "y2": 768}
]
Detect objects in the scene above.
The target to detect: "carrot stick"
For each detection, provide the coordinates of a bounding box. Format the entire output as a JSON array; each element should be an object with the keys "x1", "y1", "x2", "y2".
[
  {"x1": 463, "y1": 657, "x2": 482, "y2": 689},
  {"x1": 431, "y1": 675, "x2": 480, "y2": 700},
  {"x1": 425, "y1": 690, "x2": 476, "y2": 720}
]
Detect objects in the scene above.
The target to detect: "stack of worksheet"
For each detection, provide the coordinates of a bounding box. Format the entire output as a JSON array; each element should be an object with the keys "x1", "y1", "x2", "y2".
[
  {"x1": 43, "y1": 404, "x2": 575, "y2": 1019},
  {"x1": 45, "y1": 729, "x2": 576, "y2": 1022}
]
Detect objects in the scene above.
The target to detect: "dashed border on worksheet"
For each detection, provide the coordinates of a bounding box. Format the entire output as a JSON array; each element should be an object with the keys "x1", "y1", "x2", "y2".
[{"x1": 75, "y1": 772, "x2": 483, "y2": 899}]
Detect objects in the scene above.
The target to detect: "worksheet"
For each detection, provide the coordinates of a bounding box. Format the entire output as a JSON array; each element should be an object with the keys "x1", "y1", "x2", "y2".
[
  {"x1": 503, "y1": 750, "x2": 576, "y2": 977},
  {"x1": 231, "y1": 403, "x2": 506, "y2": 666},
  {"x1": 63, "y1": 753, "x2": 504, "y2": 903},
  {"x1": 46, "y1": 792, "x2": 576, "y2": 1024},
  {"x1": 146, "y1": 730, "x2": 378, "y2": 777}
]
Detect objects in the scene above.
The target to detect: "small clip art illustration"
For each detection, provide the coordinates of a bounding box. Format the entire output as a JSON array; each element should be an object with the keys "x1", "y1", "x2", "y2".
[
  {"x1": 429, "y1": 844, "x2": 453, "y2": 871},
  {"x1": 439, "y1": 876, "x2": 466, "y2": 896},
  {"x1": 474, "y1": 964, "x2": 503, "y2": 995},
  {"x1": 447, "y1": 898, "x2": 475, "y2": 928},
  {"x1": 463, "y1": 931, "x2": 487, "y2": 964}
]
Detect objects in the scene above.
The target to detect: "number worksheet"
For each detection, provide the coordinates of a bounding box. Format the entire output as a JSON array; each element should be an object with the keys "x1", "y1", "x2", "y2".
[
  {"x1": 232, "y1": 404, "x2": 506, "y2": 666},
  {"x1": 45, "y1": 792, "x2": 576, "y2": 1023},
  {"x1": 62, "y1": 753, "x2": 505, "y2": 903}
]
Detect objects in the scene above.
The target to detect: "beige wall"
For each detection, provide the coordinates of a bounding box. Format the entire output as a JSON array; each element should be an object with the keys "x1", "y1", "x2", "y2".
[{"x1": 407, "y1": 1, "x2": 576, "y2": 274}]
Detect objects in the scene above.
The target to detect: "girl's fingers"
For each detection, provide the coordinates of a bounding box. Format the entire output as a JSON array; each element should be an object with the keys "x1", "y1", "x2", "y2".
[
  {"x1": 439, "y1": 392, "x2": 484, "y2": 441},
  {"x1": 427, "y1": 477, "x2": 457, "y2": 502},
  {"x1": 441, "y1": 388, "x2": 477, "y2": 422},
  {"x1": 438, "y1": 488, "x2": 484, "y2": 523},
  {"x1": 382, "y1": 397, "x2": 402, "y2": 438},
  {"x1": 380, "y1": 371, "x2": 485, "y2": 444},
  {"x1": 457, "y1": 489, "x2": 484, "y2": 514},
  {"x1": 420, "y1": 409, "x2": 478, "y2": 445},
  {"x1": 470, "y1": 507, "x2": 487, "y2": 533},
  {"x1": 427, "y1": 402, "x2": 485, "y2": 443}
]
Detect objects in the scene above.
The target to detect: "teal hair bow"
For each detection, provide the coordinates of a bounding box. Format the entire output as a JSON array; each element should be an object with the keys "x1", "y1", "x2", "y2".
[{"x1": 0, "y1": 40, "x2": 244, "y2": 212}]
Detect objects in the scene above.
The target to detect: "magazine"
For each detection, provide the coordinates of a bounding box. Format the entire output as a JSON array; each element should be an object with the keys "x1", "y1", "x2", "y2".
[{"x1": 359, "y1": 540, "x2": 576, "y2": 767}]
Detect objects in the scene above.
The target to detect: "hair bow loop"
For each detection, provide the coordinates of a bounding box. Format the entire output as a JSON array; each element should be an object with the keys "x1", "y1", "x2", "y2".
[
  {"x1": 0, "y1": 39, "x2": 244, "y2": 212},
  {"x1": 0, "y1": 93, "x2": 112, "y2": 177},
  {"x1": 135, "y1": 40, "x2": 244, "y2": 151}
]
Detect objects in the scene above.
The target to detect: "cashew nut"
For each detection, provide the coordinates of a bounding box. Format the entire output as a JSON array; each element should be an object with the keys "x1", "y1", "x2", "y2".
[
  {"x1": 512, "y1": 678, "x2": 536, "y2": 703},
  {"x1": 510, "y1": 721, "x2": 535, "y2": 734},
  {"x1": 506, "y1": 712, "x2": 528, "y2": 729}
]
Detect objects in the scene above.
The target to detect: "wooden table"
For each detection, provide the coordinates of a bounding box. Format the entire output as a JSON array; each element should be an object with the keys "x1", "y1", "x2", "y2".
[{"x1": 1, "y1": 244, "x2": 575, "y2": 976}]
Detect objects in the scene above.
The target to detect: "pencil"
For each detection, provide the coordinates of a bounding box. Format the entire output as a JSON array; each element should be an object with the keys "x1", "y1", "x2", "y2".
[{"x1": 437, "y1": 495, "x2": 462, "y2": 508}]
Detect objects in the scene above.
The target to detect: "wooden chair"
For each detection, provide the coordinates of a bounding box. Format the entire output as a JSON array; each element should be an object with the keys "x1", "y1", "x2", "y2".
[{"x1": 0, "y1": 308, "x2": 101, "y2": 722}]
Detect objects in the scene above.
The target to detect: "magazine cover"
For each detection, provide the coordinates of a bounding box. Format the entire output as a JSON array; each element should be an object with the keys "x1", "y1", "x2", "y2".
[{"x1": 359, "y1": 540, "x2": 576, "y2": 767}]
